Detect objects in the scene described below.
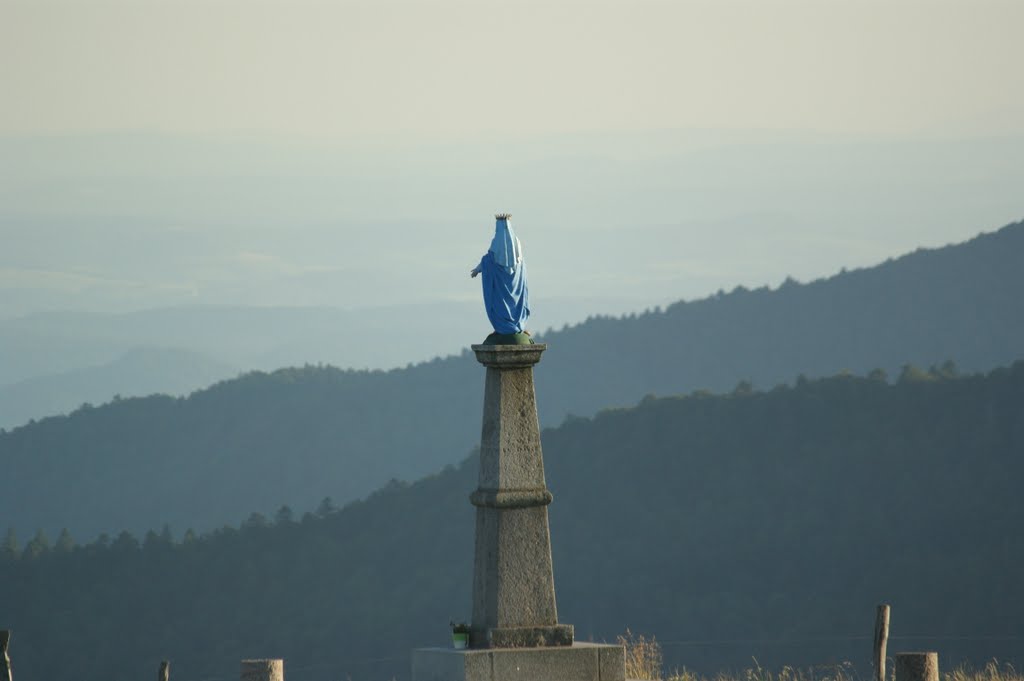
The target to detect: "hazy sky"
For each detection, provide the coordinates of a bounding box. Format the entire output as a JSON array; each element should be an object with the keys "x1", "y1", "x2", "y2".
[
  {"x1": 2, "y1": 0, "x2": 1024, "y2": 138},
  {"x1": 3, "y1": 0, "x2": 1023, "y2": 139},
  {"x1": 1, "y1": 0, "x2": 1022, "y2": 330}
]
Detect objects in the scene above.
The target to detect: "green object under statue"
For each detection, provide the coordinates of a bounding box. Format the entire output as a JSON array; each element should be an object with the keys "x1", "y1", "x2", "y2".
[{"x1": 482, "y1": 332, "x2": 534, "y2": 345}]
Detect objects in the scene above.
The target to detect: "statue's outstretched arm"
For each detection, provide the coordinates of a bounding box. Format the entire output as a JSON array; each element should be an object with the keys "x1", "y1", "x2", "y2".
[{"x1": 470, "y1": 254, "x2": 486, "y2": 278}]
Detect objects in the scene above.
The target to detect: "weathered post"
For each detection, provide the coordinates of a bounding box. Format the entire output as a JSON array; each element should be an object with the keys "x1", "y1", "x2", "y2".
[
  {"x1": 159, "y1": 660, "x2": 170, "y2": 681},
  {"x1": 411, "y1": 343, "x2": 626, "y2": 681},
  {"x1": 874, "y1": 604, "x2": 890, "y2": 681},
  {"x1": 1, "y1": 630, "x2": 11, "y2": 681},
  {"x1": 895, "y1": 652, "x2": 938, "y2": 681},
  {"x1": 241, "y1": 659, "x2": 284, "y2": 681}
]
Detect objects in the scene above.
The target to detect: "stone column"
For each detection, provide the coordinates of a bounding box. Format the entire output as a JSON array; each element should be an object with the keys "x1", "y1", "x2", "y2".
[
  {"x1": 241, "y1": 659, "x2": 284, "y2": 681},
  {"x1": 469, "y1": 344, "x2": 572, "y2": 649},
  {"x1": 410, "y1": 341, "x2": 624, "y2": 681}
]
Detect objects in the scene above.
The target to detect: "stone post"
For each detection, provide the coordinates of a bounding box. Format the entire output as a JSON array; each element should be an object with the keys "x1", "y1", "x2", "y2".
[
  {"x1": 468, "y1": 344, "x2": 572, "y2": 649},
  {"x1": 895, "y1": 653, "x2": 938, "y2": 681},
  {"x1": 241, "y1": 659, "x2": 284, "y2": 681}
]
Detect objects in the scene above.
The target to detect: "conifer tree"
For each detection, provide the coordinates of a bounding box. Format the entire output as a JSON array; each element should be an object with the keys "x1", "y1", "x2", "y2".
[
  {"x1": 23, "y1": 529, "x2": 50, "y2": 559},
  {"x1": 0, "y1": 529, "x2": 17, "y2": 562},
  {"x1": 55, "y1": 528, "x2": 74, "y2": 553},
  {"x1": 275, "y1": 505, "x2": 294, "y2": 525}
]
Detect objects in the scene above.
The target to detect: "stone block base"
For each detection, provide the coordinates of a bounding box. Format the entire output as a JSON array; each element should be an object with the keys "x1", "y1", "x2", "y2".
[
  {"x1": 412, "y1": 643, "x2": 624, "y2": 681},
  {"x1": 471, "y1": 625, "x2": 574, "y2": 649}
]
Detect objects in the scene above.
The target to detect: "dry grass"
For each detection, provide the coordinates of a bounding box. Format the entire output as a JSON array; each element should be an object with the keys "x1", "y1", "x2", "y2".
[
  {"x1": 617, "y1": 632, "x2": 1022, "y2": 681},
  {"x1": 665, "y1": 660, "x2": 855, "y2": 681},
  {"x1": 618, "y1": 629, "x2": 664, "y2": 680},
  {"x1": 945, "y1": 661, "x2": 1023, "y2": 681},
  {"x1": 667, "y1": 661, "x2": 1023, "y2": 681}
]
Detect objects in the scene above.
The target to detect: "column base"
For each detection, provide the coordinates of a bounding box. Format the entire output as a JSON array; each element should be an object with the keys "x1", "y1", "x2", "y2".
[
  {"x1": 471, "y1": 624, "x2": 574, "y2": 648},
  {"x1": 412, "y1": 642, "x2": 624, "y2": 681}
]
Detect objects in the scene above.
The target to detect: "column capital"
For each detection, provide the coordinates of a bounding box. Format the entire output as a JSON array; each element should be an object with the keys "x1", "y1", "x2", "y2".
[{"x1": 471, "y1": 344, "x2": 546, "y2": 369}]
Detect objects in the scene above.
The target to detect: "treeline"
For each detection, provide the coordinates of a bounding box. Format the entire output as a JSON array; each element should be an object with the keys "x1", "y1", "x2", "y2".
[
  {"x1": 2, "y1": 361, "x2": 1022, "y2": 681},
  {"x1": 1, "y1": 498, "x2": 338, "y2": 564}
]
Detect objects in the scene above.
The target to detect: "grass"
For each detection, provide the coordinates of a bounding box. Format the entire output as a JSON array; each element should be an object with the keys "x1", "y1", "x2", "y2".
[
  {"x1": 946, "y1": 662, "x2": 1023, "y2": 681},
  {"x1": 665, "y1": 659, "x2": 855, "y2": 681},
  {"x1": 617, "y1": 633, "x2": 1022, "y2": 681},
  {"x1": 617, "y1": 630, "x2": 663, "y2": 681}
]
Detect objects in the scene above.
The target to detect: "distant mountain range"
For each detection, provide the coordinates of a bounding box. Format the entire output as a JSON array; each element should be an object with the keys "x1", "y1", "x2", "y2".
[
  {"x1": 3, "y1": 362, "x2": 1021, "y2": 681},
  {"x1": 0, "y1": 302, "x2": 488, "y2": 419},
  {"x1": 0, "y1": 347, "x2": 238, "y2": 430},
  {"x1": 1, "y1": 219, "x2": 1022, "y2": 539},
  {"x1": 0, "y1": 297, "x2": 643, "y2": 429}
]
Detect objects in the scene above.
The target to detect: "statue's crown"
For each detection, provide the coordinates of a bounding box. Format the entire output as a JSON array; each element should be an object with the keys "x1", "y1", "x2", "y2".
[{"x1": 495, "y1": 213, "x2": 512, "y2": 221}]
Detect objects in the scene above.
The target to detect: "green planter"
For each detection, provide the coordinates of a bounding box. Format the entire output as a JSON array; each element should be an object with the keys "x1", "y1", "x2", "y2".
[{"x1": 452, "y1": 632, "x2": 468, "y2": 649}]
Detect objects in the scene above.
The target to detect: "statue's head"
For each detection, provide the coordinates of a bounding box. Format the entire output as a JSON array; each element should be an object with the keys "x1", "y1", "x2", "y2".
[{"x1": 489, "y1": 214, "x2": 521, "y2": 271}]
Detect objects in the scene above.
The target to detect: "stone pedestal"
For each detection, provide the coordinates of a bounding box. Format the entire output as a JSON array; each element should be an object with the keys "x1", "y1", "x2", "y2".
[
  {"x1": 412, "y1": 343, "x2": 625, "y2": 681},
  {"x1": 413, "y1": 643, "x2": 625, "y2": 681}
]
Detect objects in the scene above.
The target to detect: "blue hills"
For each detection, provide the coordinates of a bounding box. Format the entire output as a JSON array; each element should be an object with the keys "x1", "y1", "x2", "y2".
[{"x1": 0, "y1": 219, "x2": 1022, "y2": 540}]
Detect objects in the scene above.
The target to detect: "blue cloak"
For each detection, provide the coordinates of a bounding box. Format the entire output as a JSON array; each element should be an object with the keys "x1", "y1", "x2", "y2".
[{"x1": 477, "y1": 251, "x2": 530, "y2": 334}]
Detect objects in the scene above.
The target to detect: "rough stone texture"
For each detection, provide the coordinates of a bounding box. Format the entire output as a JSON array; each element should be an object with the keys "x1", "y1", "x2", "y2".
[
  {"x1": 472, "y1": 345, "x2": 546, "y2": 369},
  {"x1": 895, "y1": 653, "x2": 939, "y2": 681},
  {"x1": 412, "y1": 643, "x2": 625, "y2": 681},
  {"x1": 485, "y1": 625, "x2": 574, "y2": 648},
  {"x1": 474, "y1": 347, "x2": 548, "y2": 492},
  {"x1": 599, "y1": 646, "x2": 626, "y2": 681},
  {"x1": 468, "y1": 344, "x2": 571, "y2": 647},
  {"x1": 241, "y1": 659, "x2": 284, "y2": 681},
  {"x1": 470, "y1": 489, "x2": 553, "y2": 509},
  {"x1": 471, "y1": 505, "x2": 559, "y2": 636}
]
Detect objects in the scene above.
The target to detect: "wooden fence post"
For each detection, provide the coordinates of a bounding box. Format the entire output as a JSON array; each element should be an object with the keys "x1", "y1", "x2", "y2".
[
  {"x1": 159, "y1": 660, "x2": 170, "y2": 681},
  {"x1": 241, "y1": 659, "x2": 284, "y2": 681},
  {"x1": 895, "y1": 652, "x2": 938, "y2": 681},
  {"x1": 874, "y1": 604, "x2": 891, "y2": 681},
  {"x1": 1, "y1": 630, "x2": 11, "y2": 681}
]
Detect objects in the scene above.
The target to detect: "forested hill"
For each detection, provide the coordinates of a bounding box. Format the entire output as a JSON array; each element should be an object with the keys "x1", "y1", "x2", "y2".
[
  {"x1": 2, "y1": 220, "x2": 1023, "y2": 539},
  {"x1": 3, "y1": 363, "x2": 1023, "y2": 681}
]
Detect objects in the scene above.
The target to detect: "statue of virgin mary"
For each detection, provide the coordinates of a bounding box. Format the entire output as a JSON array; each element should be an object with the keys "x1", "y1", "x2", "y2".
[{"x1": 470, "y1": 213, "x2": 532, "y2": 343}]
